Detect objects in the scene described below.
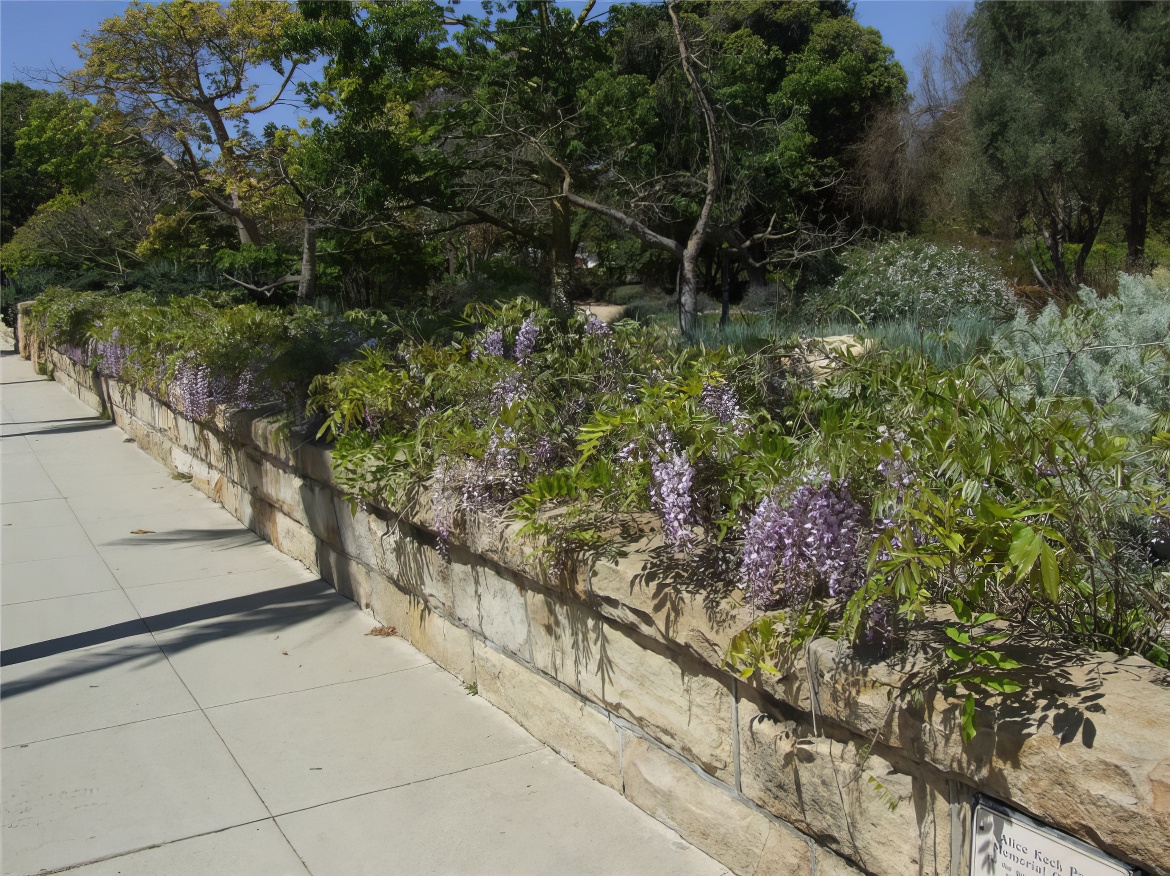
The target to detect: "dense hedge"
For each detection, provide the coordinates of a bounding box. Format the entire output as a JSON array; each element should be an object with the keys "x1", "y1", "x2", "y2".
[{"x1": 31, "y1": 283, "x2": 1170, "y2": 741}]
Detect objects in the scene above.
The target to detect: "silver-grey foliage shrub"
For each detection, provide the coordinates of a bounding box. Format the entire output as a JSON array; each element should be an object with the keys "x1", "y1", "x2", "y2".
[
  {"x1": 997, "y1": 273, "x2": 1170, "y2": 435},
  {"x1": 811, "y1": 239, "x2": 1015, "y2": 327}
]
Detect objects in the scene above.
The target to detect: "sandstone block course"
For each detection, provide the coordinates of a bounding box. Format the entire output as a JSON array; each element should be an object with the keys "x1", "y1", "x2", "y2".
[
  {"x1": 621, "y1": 734, "x2": 812, "y2": 876},
  {"x1": 473, "y1": 641, "x2": 622, "y2": 791}
]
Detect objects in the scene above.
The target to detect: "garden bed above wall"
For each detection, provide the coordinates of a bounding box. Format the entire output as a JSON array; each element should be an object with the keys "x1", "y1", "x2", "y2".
[{"x1": 39, "y1": 342, "x2": 1170, "y2": 876}]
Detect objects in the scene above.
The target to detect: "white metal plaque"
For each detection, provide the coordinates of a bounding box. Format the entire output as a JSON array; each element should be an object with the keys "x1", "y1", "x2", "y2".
[{"x1": 971, "y1": 796, "x2": 1139, "y2": 876}]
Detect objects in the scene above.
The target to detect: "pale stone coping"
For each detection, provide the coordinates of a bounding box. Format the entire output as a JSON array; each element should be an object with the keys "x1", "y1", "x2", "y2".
[{"x1": 43, "y1": 345, "x2": 1170, "y2": 876}]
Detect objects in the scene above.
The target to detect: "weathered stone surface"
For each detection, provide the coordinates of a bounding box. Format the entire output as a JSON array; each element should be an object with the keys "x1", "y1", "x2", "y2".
[
  {"x1": 16, "y1": 300, "x2": 33, "y2": 357},
  {"x1": 813, "y1": 848, "x2": 864, "y2": 876},
  {"x1": 470, "y1": 564, "x2": 531, "y2": 661},
  {"x1": 621, "y1": 734, "x2": 812, "y2": 876},
  {"x1": 588, "y1": 551, "x2": 753, "y2": 670},
  {"x1": 318, "y1": 544, "x2": 375, "y2": 612},
  {"x1": 525, "y1": 587, "x2": 735, "y2": 780},
  {"x1": 738, "y1": 690, "x2": 928, "y2": 876},
  {"x1": 330, "y1": 493, "x2": 376, "y2": 568},
  {"x1": 249, "y1": 414, "x2": 293, "y2": 466},
  {"x1": 586, "y1": 621, "x2": 734, "y2": 782},
  {"x1": 524, "y1": 590, "x2": 734, "y2": 782},
  {"x1": 526, "y1": 590, "x2": 596, "y2": 689},
  {"x1": 367, "y1": 513, "x2": 451, "y2": 612},
  {"x1": 757, "y1": 644, "x2": 1170, "y2": 876},
  {"x1": 393, "y1": 591, "x2": 476, "y2": 683},
  {"x1": 473, "y1": 641, "x2": 622, "y2": 791},
  {"x1": 295, "y1": 443, "x2": 334, "y2": 486},
  {"x1": 250, "y1": 497, "x2": 320, "y2": 573}
]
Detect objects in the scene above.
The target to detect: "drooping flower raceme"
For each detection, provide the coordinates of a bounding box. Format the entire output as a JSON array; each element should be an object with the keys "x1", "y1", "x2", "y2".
[
  {"x1": 584, "y1": 314, "x2": 612, "y2": 336},
  {"x1": 93, "y1": 331, "x2": 130, "y2": 379},
  {"x1": 514, "y1": 316, "x2": 539, "y2": 364},
  {"x1": 472, "y1": 328, "x2": 505, "y2": 361},
  {"x1": 649, "y1": 434, "x2": 696, "y2": 551},
  {"x1": 739, "y1": 479, "x2": 865, "y2": 608},
  {"x1": 740, "y1": 494, "x2": 787, "y2": 607},
  {"x1": 700, "y1": 382, "x2": 747, "y2": 432},
  {"x1": 170, "y1": 356, "x2": 213, "y2": 420}
]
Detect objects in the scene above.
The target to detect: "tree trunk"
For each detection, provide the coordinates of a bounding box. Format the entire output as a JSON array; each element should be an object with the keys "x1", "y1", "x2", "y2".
[
  {"x1": 297, "y1": 221, "x2": 317, "y2": 305},
  {"x1": 1072, "y1": 208, "x2": 1106, "y2": 289},
  {"x1": 232, "y1": 190, "x2": 262, "y2": 246},
  {"x1": 720, "y1": 249, "x2": 730, "y2": 328},
  {"x1": 1037, "y1": 219, "x2": 1071, "y2": 292},
  {"x1": 1126, "y1": 171, "x2": 1151, "y2": 271},
  {"x1": 745, "y1": 259, "x2": 769, "y2": 299},
  {"x1": 548, "y1": 196, "x2": 574, "y2": 314},
  {"x1": 679, "y1": 247, "x2": 701, "y2": 335}
]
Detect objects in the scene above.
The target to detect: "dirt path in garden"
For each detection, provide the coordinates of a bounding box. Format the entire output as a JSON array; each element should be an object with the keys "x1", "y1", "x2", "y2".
[
  {"x1": 0, "y1": 346, "x2": 730, "y2": 876},
  {"x1": 576, "y1": 303, "x2": 627, "y2": 323}
]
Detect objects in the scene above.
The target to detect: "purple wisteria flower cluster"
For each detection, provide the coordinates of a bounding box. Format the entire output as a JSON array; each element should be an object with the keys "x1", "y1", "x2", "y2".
[
  {"x1": 167, "y1": 357, "x2": 274, "y2": 420},
  {"x1": 430, "y1": 427, "x2": 549, "y2": 559},
  {"x1": 61, "y1": 343, "x2": 88, "y2": 365},
  {"x1": 700, "y1": 382, "x2": 747, "y2": 432},
  {"x1": 472, "y1": 328, "x2": 505, "y2": 361},
  {"x1": 170, "y1": 356, "x2": 214, "y2": 419},
  {"x1": 491, "y1": 372, "x2": 525, "y2": 407},
  {"x1": 649, "y1": 431, "x2": 697, "y2": 551},
  {"x1": 584, "y1": 314, "x2": 612, "y2": 336},
  {"x1": 739, "y1": 478, "x2": 865, "y2": 608},
  {"x1": 93, "y1": 332, "x2": 130, "y2": 379},
  {"x1": 514, "y1": 315, "x2": 539, "y2": 364}
]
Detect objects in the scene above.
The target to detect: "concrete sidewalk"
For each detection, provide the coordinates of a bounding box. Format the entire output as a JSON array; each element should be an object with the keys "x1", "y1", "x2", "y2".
[{"x1": 1, "y1": 346, "x2": 729, "y2": 876}]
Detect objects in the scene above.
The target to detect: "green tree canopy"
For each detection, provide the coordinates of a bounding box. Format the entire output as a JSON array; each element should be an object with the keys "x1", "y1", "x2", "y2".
[
  {"x1": 968, "y1": 0, "x2": 1170, "y2": 289},
  {"x1": 64, "y1": 0, "x2": 315, "y2": 245}
]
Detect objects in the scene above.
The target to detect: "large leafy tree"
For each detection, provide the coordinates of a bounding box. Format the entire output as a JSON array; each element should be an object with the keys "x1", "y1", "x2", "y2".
[
  {"x1": 1, "y1": 83, "x2": 53, "y2": 243},
  {"x1": 587, "y1": 2, "x2": 904, "y2": 301},
  {"x1": 968, "y1": 0, "x2": 1170, "y2": 289},
  {"x1": 298, "y1": 0, "x2": 613, "y2": 311},
  {"x1": 301, "y1": 1, "x2": 903, "y2": 326},
  {"x1": 1106, "y1": 1, "x2": 1170, "y2": 268},
  {"x1": 62, "y1": 0, "x2": 314, "y2": 246}
]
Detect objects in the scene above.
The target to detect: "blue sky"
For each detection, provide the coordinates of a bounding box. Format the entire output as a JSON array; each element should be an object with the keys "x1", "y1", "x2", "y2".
[{"x1": 1, "y1": 0, "x2": 972, "y2": 125}]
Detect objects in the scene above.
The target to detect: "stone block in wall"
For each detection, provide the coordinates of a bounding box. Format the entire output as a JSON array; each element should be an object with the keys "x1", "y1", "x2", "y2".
[
  {"x1": 368, "y1": 514, "x2": 452, "y2": 613},
  {"x1": 364, "y1": 577, "x2": 476, "y2": 684},
  {"x1": 316, "y1": 543, "x2": 374, "y2": 611},
  {"x1": 586, "y1": 619, "x2": 734, "y2": 782},
  {"x1": 621, "y1": 734, "x2": 812, "y2": 876},
  {"x1": 470, "y1": 563, "x2": 531, "y2": 662},
  {"x1": 589, "y1": 550, "x2": 754, "y2": 671},
  {"x1": 295, "y1": 443, "x2": 334, "y2": 486},
  {"x1": 527, "y1": 591, "x2": 734, "y2": 782},
  {"x1": 215, "y1": 474, "x2": 253, "y2": 529},
  {"x1": 526, "y1": 590, "x2": 596, "y2": 690},
  {"x1": 403, "y1": 598, "x2": 476, "y2": 683},
  {"x1": 331, "y1": 493, "x2": 377, "y2": 568},
  {"x1": 249, "y1": 414, "x2": 292, "y2": 465},
  {"x1": 250, "y1": 496, "x2": 320, "y2": 573},
  {"x1": 473, "y1": 641, "x2": 622, "y2": 792},
  {"x1": 737, "y1": 689, "x2": 942, "y2": 876}
]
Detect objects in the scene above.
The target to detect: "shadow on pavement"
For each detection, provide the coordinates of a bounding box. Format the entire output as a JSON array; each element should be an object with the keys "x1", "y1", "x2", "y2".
[
  {"x1": 101, "y1": 528, "x2": 266, "y2": 552},
  {"x1": 0, "y1": 580, "x2": 338, "y2": 683},
  {"x1": 2, "y1": 420, "x2": 114, "y2": 439}
]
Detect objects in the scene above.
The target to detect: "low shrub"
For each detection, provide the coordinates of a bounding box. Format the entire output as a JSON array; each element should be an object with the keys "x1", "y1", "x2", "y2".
[
  {"x1": 310, "y1": 299, "x2": 1170, "y2": 722},
  {"x1": 30, "y1": 287, "x2": 387, "y2": 421},
  {"x1": 997, "y1": 273, "x2": 1170, "y2": 436},
  {"x1": 806, "y1": 237, "x2": 1015, "y2": 328}
]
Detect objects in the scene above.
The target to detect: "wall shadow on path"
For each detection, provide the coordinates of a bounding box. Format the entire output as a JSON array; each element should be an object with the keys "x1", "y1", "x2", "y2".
[{"x1": 0, "y1": 580, "x2": 339, "y2": 693}]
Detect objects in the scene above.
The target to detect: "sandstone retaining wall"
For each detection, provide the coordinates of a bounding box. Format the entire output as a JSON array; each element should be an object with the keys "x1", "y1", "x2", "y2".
[{"x1": 42, "y1": 347, "x2": 1170, "y2": 876}]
